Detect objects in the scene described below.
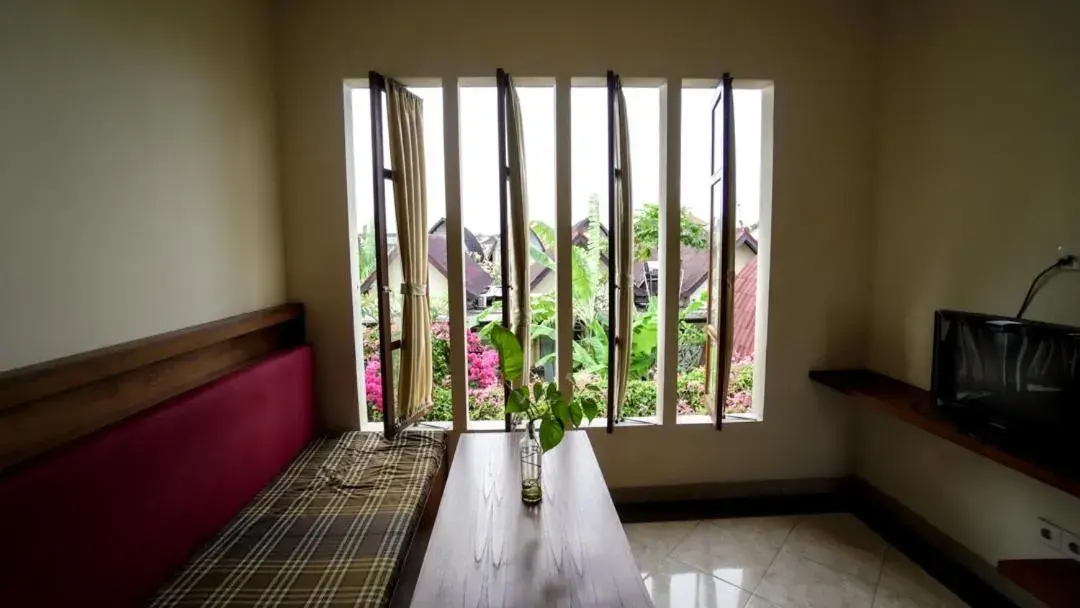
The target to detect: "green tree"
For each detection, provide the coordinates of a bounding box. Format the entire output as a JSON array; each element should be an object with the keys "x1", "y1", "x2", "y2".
[{"x1": 632, "y1": 203, "x2": 709, "y2": 262}]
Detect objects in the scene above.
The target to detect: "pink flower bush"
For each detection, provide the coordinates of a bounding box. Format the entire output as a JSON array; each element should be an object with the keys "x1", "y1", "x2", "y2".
[
  {"x1": 432, "y1": 321, "x2": 450, "y2": 340},
  {"x1": 363, "y1": 323, "x2": 506, "y2": 420},
  {"x1": 364, "y1": 358, "x2": 384, "y2": 412},
  {"x1": 468, "y1": 349, "x2": 500, "y2": 389},
  {"x1": 467, "y1": 384, "x2": 505, "y2": 420},
  {"x1": 725, "y1": 390, "x2": 752, "y2": 413}
]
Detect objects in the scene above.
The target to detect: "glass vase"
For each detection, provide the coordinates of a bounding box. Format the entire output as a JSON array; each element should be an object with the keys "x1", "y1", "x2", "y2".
[{"x1": 520, "y1": 421, "x2": 542, "y2": 504}]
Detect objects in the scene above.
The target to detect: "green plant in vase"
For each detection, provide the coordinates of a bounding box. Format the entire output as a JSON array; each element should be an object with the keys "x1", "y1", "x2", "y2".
[{"x1": 485, "y1": 324, "x2": 599, "y2": 504}]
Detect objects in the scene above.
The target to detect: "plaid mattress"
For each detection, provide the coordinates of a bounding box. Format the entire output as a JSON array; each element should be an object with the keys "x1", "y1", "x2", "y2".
[{"x1": 150, "y1": 430, "x2": 445, "y2": 607}]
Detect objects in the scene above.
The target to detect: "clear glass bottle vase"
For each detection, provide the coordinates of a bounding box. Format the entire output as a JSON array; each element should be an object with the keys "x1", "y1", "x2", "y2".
[{"x1": 520, "y1": 421, "x2": 542, "y2": 504}]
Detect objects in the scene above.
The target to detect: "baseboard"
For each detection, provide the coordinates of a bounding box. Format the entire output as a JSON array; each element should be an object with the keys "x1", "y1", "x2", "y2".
[
  {"x1": 613, "y1": 476, "x2": 1037, "y2": 607},
  {"x1": 613, "y1": 477, "x2": 848, "y2": 523},
  {"x1": 847, "y1": 477, "x2": 1038, "y2": 608}
]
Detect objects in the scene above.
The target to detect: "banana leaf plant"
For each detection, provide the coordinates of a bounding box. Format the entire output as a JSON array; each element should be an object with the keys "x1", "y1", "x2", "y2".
[{"x1": 485, "y1": 324, "x2": 599, "y2": 452}]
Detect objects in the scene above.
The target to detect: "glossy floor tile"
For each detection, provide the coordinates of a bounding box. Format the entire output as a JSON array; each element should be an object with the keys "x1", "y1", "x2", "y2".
[
  {"x1": 642, "y1": 556, "x2": 755, "y2": 608},
  {"x1": 668, "y1": 517, "x2": 797, "y2": 592},
  {"x1": 625, "y1": 520, "x2": 700, "y2": 580},
  {"x1": 623, "y1": 513, "x2": 970, "y2": 608}
]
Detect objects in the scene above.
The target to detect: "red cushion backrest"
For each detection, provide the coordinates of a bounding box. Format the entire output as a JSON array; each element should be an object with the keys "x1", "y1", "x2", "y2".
[{"x1": 0, "y1": 346, "x2": 315, "y2": 607}]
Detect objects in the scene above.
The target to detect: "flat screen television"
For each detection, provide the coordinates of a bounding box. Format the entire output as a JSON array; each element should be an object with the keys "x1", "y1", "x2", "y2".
[{"x1": 932, "y1": 310, "x2": 1080, "y2": 457}]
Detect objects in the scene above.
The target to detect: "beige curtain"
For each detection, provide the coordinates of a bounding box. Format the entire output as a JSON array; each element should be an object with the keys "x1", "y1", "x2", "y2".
[
  {"x1": 505, "y1": 77, "x2": 531, "y2": 384},
  {"x1": 612, "y1": 88, "x2": 634, "y2": 411},
  {"x1": 387, "y1": 81, "x2": 432, "y2": 420}
]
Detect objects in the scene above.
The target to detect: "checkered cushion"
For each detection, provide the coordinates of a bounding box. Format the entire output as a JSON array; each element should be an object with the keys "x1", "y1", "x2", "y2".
[{"x1": 150, "y1": 430, "x2": 445, "y2": 607}]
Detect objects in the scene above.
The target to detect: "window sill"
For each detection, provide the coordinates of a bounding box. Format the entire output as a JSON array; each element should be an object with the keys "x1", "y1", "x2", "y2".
[
  {"x1": 676, "y1": 413, "x2": 762, "y2": 425},
  {"x1": 466, "y1": 419, "x2": 509, "y2": 432},
  {"x1": 584, "y1": 415, "x2": 661, "y2": 428},
  {"x1": 468, "y1": 416, "x2": 662, "y2": 432},
  {"x1": 362, "y1": 413, "x2": 760, "y2": 433},
  {"x1": 361, "y1": 420, "x2": 455, "y2": 433}
]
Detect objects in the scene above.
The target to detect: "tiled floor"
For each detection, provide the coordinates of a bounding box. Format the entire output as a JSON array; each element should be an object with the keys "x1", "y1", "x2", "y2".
[{"x1": 624, "y1": 513, "x2": 969, "y2": 608}]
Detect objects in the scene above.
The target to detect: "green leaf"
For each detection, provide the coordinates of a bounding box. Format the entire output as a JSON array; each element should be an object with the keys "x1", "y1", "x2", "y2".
[
  {"x1": 529, "y1": 244, "x2": 555, "y2": 270},
  {"x1": 506, "y1": 387, "x2": 529, "y2": 414},
  {"x1": 532, "y1": 381, "x2": 544, "y2": 403},
  {"x1": 545, "y1": 382, "x2": 560, "y2": 405},
  {"x1": 568, "y1": 400, "x2": 584, "y2": 427},
  {"x1": 530, "y1": 325, "x2": 556, "y2": 339},
  {"x1": 539, "y1": 415, "x2": 565, "y2": 453},
  {"x1": 530, "y1": 220, "x2": 556, "y2": 250},
  {"x1": 534, "y1": 352, "x2": 557, "y2": 368},
  {"x1": 484, "y1": 324, "x2": 524, "y2": 383},
  {"x1": 552, "y1": 397, "x2": 570, "y2": 427},
  {"x1": 580, "y1": 396, "x2": 600, "y2": 423}
]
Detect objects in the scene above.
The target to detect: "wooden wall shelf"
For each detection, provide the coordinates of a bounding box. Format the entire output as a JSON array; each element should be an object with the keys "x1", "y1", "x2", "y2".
[
  {"x1": 809, "y1": 369, "x2": 1080, "y2": 501},
  {"x1": 998, "y1": 559, "x2": 1080, "y2": 608}
]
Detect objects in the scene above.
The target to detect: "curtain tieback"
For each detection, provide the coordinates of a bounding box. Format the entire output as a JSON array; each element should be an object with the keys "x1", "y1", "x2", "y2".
[{"x1": 400, "y1": 282, "x2": 427, "y2": 296}]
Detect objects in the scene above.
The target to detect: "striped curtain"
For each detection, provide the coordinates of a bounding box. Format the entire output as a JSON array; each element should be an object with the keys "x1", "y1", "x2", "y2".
[{"x1": 386, "y1": 81, "x2": 433, "y2": 421}]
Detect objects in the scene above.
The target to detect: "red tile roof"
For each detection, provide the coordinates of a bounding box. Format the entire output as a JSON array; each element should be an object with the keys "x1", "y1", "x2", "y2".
[{"x1": 731, "y1": 256, "x2": 757, "y2": 359}]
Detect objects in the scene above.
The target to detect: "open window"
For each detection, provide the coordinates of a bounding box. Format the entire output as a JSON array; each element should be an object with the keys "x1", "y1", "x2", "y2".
[
  {"x1": 570, "y1": 77, "x2": 660, "y2": 426},
  {"x1": 677, "y1": 79, "x2": 769, "y2": 424},
  {"x1": 349, "y1": 74, "x2": 446, "y2": 435},
  {"x1": 703, "y1": 75, "x2": 735, "y2": 430},
  {"x1": 458, "y1": 75, "x2": 555, "y2": 430}
]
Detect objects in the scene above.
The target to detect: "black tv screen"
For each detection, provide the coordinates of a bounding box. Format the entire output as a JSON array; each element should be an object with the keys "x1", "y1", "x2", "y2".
[{"x1": 932, "y1": 310, "x2": 1080, "y2": 440}]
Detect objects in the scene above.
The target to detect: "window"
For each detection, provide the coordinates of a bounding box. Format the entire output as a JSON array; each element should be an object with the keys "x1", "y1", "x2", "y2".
[
  {"x1": 347, "y1": 82, "x2": 449, "y2": 426},
  {"x1": 458, "y1": 80, "x2": 555, "y2": 428},
  {"x1": 571, "y1": 82, "x2": 661, "y2": 422},
  {"x1": 677, "y1": 82, "x2": 769, "y2": 422},
  {"x1": 343, "y1": 75, "x2": 772, "y2": 432}
]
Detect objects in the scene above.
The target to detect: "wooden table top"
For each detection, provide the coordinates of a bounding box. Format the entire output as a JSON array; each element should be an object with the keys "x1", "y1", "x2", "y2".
[{"x1": 410, "y1": 431, "x2": 651, "y2": 608}]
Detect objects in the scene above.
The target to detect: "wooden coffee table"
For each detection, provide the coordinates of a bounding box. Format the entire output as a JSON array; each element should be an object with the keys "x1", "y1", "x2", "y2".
[{"x1": 410, "y1": 431, "x2": 652, "y2": 607}]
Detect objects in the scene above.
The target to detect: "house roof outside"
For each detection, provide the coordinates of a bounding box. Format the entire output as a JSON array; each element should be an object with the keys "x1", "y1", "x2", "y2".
[
  {"x1": 632, "y1": 227, "x2": 757, "y2": 304},
  {"x1": 731, "y1": 255, "x2": 757, "y2": 359},
  {"x1": 359, "y1": 223, "x2": 493, "y2": 298},
  {"x1": 428, "y1": 218, "x2": 484, "y2": 258},
  {"x1": 427, "y1": 234, "x2": 494, "y2": 297},
  {"x1": 484, "y1": 222, "x2": 571, "y2": 291},
  {"x1": 361, "y1": 217, "x2": 758, "y2": 334}
]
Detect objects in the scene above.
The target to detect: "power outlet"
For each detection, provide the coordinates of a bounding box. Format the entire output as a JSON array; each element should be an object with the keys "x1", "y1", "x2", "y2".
[
  {"x1": 1058, "y1": 247, "x2": 1080, "y2": 270},
  {"x1": 1037, "y1": 518, "x2": 1062, "y2": 551},
  {"x1": 1062, "y1": 530, "x2": 1080, "y2": 563}
]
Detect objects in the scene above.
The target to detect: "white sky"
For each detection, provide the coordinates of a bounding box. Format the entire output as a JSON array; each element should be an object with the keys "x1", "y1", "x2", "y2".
[{"x1": 349, "y1": 84, "x2": 762, "y2": 236}]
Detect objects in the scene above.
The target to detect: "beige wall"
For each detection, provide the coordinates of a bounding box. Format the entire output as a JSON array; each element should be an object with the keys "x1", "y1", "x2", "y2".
[
  {"x1": 860, "y1": 0, "x2": 1080, "y2": 566},
  {"x1": 274, "y1": 0, "x2": 877, "y2": 482},
  {"x1": 0, "y1": 0, "x2": 285, "y2": 372}
]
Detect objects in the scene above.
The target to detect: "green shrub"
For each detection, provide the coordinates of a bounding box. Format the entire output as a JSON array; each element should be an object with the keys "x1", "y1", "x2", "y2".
[
  {"x1": 432, "y1": 335, "x2": 450, "y2": 385},
  {"x1": 730, "y1": 357, "x2": 754, "y2": 394},
  {"x1": 428, "y1": 385, "x2": 453, "y2": 421},
  {"x1": 676, "y1": 322, "x2": 707, "y2": 372},
  {"x1": 621, "y1": 379, "x2": 657, "y2": 418},
  {"x1": 676, "y1": 368, "x2": 708, "y2": 415}
]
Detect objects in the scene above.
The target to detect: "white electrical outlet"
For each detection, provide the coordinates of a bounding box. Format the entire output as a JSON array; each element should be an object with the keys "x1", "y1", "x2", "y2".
[
  {"x1": 1037, "y1": 518, "x2": 1062, "y2": 551},
  {"x1": 1062, "y1": 530, "x2": 1080, "y2": 563}
]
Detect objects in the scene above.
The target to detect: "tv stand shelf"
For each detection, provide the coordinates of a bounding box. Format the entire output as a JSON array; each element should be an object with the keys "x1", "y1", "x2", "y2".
[
  {"x1": 809, "y1": 369, "x2": 1080, "y2": 500},
  {"x1": 998, "y1": 559, "x2": 1080, "y2": 608}
]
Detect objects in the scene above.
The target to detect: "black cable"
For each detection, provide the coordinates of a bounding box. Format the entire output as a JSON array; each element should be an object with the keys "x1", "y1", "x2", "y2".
[{"x1": 1016, "y1": 260, "x2": 1068, "y2": 319}]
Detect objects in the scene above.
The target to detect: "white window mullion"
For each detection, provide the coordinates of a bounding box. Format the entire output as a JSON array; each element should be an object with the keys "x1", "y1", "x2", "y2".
[
  {"x1": 442, "y1": 78, "x2": 469, "y2": 431},
  {"x1": 555, "y1": 77, "x2": 574, "y2": 398},
  {"x1": 658, "y1": 80, "x2": 681, "y2": 426}
]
